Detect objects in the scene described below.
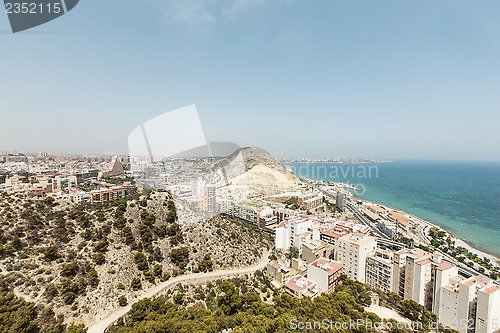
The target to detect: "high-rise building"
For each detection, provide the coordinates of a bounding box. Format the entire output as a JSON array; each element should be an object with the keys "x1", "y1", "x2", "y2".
[
  {"x1": 335, "y1": 233, "x2": 376, "y2": 283},
  {"x1": 336, "y1": 189, "x2": 347, "y2": 211},
  {"x1": 204, "y1": 184, "x2": 216, "y2": 213},
  {"x1": 366, "y1": 249, "x2": 395, "y2": 293},
  {"x1": 434, "y1": 274, "x2": 500, "y2": 333}
]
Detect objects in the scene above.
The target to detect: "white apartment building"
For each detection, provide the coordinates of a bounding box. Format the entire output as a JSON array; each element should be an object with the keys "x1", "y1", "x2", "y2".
[
  {"x1": 434, "y1": 274, "x2": 500, "y2": 333},
  {"x1": 335, "y1": 233, "x2": 376, "y2": 283},
  {"x1": 307, "y1": 258, "x2": 344, "y2": 294},
  {"x1": 366, "y1": 249, "x2": 395, "y2": 293},
  {"x1": 53, "y1": 174, "x2": 78, "y2": 192},
  {"x1": 275, "y1": 216, "x2": 315, "y2": 251}
]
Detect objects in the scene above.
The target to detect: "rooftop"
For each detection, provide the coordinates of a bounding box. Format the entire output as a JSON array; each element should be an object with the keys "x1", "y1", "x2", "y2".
[
  {"x1": 481, "y1": 286, "x2": 500, "y2": 295},
  {"x1": 310, "y1": 258, "x2": 343, "y2": 275},
  {"x1": 286, "y1": 275, "x2": 316, "y2": 293}
]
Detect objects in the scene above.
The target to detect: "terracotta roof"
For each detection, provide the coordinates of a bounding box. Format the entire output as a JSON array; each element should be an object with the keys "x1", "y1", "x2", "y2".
[
  {"x1": 461, "y1": 277, "x2": 476, "y2": 287},
  {"x1": 415, "y1": 258, "x2": 432, "y2": 266},
  {"x1": 277, "y1": 221, "x2": 287, "y2": 228},
  {"x1": 481, "y1": 286, "x2": 500, "y2": 295},
  {"x1": 286, "y1": 275, "x2": 316, "y2": 293},
  {"x1": 321, "y1": 229, "x2": 342, "y2": 238},
  {"x1": 436, "y1": 261, "x2": 455, "y2": 271},
  {"x1": 268, "y1": 260, "x2": 280, "y2": 270},
  {"x1": 310, "y1": 258, "x2": 343, "y2": 275},
  {"x1": 390, "y1": 212, "x2": 411, "y2": 226}
]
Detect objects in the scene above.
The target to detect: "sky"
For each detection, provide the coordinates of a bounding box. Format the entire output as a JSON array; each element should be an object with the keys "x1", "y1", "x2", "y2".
[{"x1": 0, "y1": 0, "x2": 499, "y2": 160}]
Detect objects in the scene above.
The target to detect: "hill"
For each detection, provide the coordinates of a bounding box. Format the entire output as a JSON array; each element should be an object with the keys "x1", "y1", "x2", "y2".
[
  {"x1": 0, "y1": 190, "x2": 272, "y2": 329},
  {"x1": 214, "y1": 147, "x2": 301, "y2": 198}
]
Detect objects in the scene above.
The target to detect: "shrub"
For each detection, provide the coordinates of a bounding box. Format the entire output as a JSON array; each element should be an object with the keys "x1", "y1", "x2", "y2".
[
  {"x1": 130, "y1": 278, "x2": 142, "y2": 291},
  {"x1": 94, "y1": 252, "x2": 106, "y2": 265},
  {"x1": 153, "y1": 264, "x2": 162, "y2": 277},
  {"x1": 119, "y1": 296, "x2": 128, "y2": 307},
  {"x1": 134, "y1": 252, "x2": 149, "y2": 271},
  {"x1": 198, "y1": 254, "x2": 213, "y2": 272},
  {"x1": 173, "y1": 293, "x2": 184, "y2": 305},
  {"x1": 60, "y1": 263, "x2": 78, "y2": 277},
  {"x1": 94, "y1": 239, "x2": 109, "y2": 253},
  {"x1": 144, "y1": 271, "x2": 155, "y2": 283},
  {"x1": 170, "y1": 247, "x2": 189, "y2": 269},
  {"x1": 67, "y1": 324, "x2": 87, "y2": 333},
  {"x1": 43, "y1": 246, "x2": 58, "y2": 261}
]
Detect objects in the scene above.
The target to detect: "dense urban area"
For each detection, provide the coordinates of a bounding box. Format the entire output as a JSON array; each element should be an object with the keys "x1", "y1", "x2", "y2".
[{"x1": 0, "y1": 148, "x2": 499, "y2": 333}]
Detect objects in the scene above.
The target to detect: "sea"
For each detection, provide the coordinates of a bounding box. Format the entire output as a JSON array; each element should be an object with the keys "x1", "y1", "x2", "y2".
[{"x1": 286, "y1": 161, "x2": 500, "y2": 258}]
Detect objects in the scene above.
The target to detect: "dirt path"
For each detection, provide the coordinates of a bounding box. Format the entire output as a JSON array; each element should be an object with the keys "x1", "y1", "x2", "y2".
[{"x1": 87, "y1": 249, "x2": 269, "y2": 333}]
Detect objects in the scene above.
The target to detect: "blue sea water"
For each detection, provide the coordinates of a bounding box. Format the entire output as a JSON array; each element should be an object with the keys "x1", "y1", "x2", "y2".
[{"x1": 287, "y1": 161, "x2": 500, "y2": 257}]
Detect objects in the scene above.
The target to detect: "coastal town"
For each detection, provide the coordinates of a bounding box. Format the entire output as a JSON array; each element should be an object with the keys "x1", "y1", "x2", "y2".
[{"x1": 1, "y1": 148, "x2": 499, "y2": 333}]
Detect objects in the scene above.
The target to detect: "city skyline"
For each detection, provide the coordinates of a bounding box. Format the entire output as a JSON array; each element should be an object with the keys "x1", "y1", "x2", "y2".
[{"x1": 1, "y1": 1, "x2": 500, "y2": 161}]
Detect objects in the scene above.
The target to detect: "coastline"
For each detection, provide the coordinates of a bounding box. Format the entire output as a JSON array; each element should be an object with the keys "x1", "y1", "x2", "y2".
[
  {"x1": 394, "y1": 205, "x2": 500, "y2": 266},
  {"x1": 305, "y1": 177, "x2": 500, "y2": 268}
]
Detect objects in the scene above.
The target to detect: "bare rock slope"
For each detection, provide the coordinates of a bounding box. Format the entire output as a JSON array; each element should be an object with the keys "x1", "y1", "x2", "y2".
[{"x1": 216, "y1": 147, "x2": 300, "y2": 189}]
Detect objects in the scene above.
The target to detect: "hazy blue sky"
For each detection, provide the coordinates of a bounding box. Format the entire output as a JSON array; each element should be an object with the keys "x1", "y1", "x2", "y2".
[{"x1": 1, "y1": 0, "x2": 499, "y2": 160}]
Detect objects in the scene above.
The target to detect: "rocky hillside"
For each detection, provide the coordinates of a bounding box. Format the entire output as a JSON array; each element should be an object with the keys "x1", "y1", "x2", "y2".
[
  {"x1": 215, "y1": 147, "x2": 300, "y2": 194},
  {"x1": 0, "y1": 190, "x2": 273, "y2": 329}
]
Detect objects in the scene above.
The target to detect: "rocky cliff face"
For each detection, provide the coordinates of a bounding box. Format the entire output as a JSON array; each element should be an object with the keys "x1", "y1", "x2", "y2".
[{"x1": 216, "y1": 147, "x2": 299, "y2": 187}]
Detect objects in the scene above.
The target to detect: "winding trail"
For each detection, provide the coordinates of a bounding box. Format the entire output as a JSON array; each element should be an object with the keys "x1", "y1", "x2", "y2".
[{"x1": 87, "y1": 250, "x2": 269, "y2": 333}]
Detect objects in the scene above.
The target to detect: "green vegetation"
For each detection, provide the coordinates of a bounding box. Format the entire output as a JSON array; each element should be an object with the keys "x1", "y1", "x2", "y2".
[
  {"x1": 0, "y1": 274, "x2": 66, "y2": 332},
  {"x1": 130, "y1": 277, "x2": 142, "y2": 291},
  {"x1": 118, "y1": 296, "x2": 128, "y2": 307},
  {"x1": 428, "y1": 227, "x2": 499, "y2": 279},
  {"x1": 170, "y1": 247, "x2": 189, "y2": 269},
  {"x1": 288, "y1": 246, "x2": 299, "y2": 259},
  {"x1": 198, "y1": 254, "x2": 213, "y2": 272},
  {"x1": 0, "y1": 189, "x2": 271, "y2": 329},
  {"x1": 106, "y1": 277, "x2": 380, "y2": 333},
  {"x1": 173, "y1": 293, "x2": 184, "y2": 305},
  {"x1": 107, "y1": 275, "x2": 456, "y2": 333},
  {"x1": 103, "y1": 177, "x2": 135, "y2": 185},
  {"x1": 283, "y1": 196, "x2": 299, "y2": 210},
  {"x1": 134, "y1": 252, "x2": 149, "y2": 271},
  {"x1": 43, "y1": 245, "x2": 58, "y2": 261}
]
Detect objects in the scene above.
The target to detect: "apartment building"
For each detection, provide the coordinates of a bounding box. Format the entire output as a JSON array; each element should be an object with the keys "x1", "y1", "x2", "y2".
[
  {"x1": 335, "y1": 233, "x2": 376, "y2": 283},
  {"x1": 204, "y1": 184, "x2": 216, "y2": 213},
  {"x1": 52, "y1": 174, "x2": 78, "y2": 192},
  {"x1": 307, "y1": 258, "x2": 344, "y2": 294},
  {"x1": 434, "y1": 274, "x2": 500, "y2": 333},
  {"x1": 298, "y1": 193, "x2": 323, "y2": 210},
  {"x1": 335, "y1": 189, "x2": 347, "y2": 211},
  {"x1": 284, "y1": 275, "x2": 320, "y2": 299},
  {"x1": 275, "y1": 216, "x2": 315, "y2": 251},
  {"x1": 90, "y1": 185, "x2": 137, "y2": 203},
  {"x1": 301, "y1": 240, "x2": 333, "y2": 263},
  {"x1": 391, "y1": 250, "x2": 458, "y2": 311},
  {"x1": 366, "y1": 249, "x2": 395, "y2": 293},
  {"x1": 265, "y1": 260, "x2": 291, "y2": 287},
  {"x1": 320, "y1": 229, "x2": 344, "y2": 248},
  {"x1": 228, "y1": 202, "x2": 259, "y2": 225}
]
